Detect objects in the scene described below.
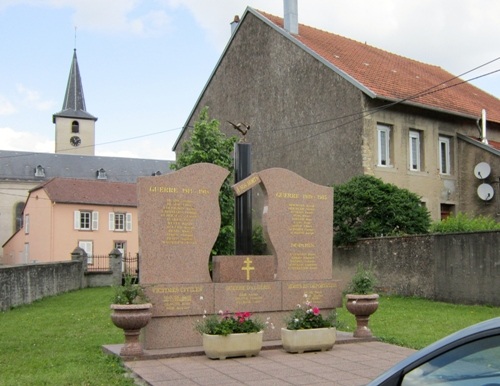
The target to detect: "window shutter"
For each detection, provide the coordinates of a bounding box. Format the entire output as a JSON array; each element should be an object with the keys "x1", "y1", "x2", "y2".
[
  {"x1": 126, "y1": 213, "x2": 132, "y2": 231},
  {"x1": 92, "y1": 211, "x2": 99, "y2": 230},
  {"x1": 74, "y1": 211, "x2": 81, "y2": 230},
  {"x1": 24, "y1": 215, "x2": 30, "y2": 234},
  {"x1": 109, "y1": 212, "x2": 115, "y2": 231}
]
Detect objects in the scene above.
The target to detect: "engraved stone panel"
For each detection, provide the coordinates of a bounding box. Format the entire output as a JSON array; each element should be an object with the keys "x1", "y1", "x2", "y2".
[
  {"x1": 259, "y1": 168, "x2": 333, "y2": 281},
  {"x1": 137, "y1": 163, "x2": 229, "y2": 284},
  {"x1": 214, "y1": 282, "x2": 282, "y2": 312},
  {"x1": 212, "y1": 255, "x2": 275, "y2": 282}
]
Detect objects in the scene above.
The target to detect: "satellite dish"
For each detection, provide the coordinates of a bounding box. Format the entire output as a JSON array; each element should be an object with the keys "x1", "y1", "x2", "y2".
[
  {"x1": 477, "y1": 183, "x2": 494, "y2": 201},
  {"x1": 474, "y1": 162, "x2": 491, "y2": 179}
]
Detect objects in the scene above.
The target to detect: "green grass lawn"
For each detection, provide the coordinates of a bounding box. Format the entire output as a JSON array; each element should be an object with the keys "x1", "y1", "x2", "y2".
[
  {"x1": 0, "y1": 287, "x2": 135, "y2": 386},
  {"x1": 337, "y1": 295, "x2": 500, "y2": 349},
  {"x1": 0, "y1": 288, "x2": 498, "y2": 385}
]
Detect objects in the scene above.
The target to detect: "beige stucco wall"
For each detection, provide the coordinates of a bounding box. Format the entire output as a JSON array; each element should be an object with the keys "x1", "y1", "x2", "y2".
[
  {"x1": 362, "y1": 103, "x2": 499, "y2": 221},
  {"x1": 0, "y1": 181, "x2": 38, "y2": 249},
  {"x1": 55, "y1": 116, "x2": 95, "y2": 156},
  {"x1": 2, "y1": 189, "x2": 138, "y2": 265}
]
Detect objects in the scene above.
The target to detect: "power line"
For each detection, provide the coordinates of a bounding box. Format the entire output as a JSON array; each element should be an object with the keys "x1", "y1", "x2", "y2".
[
  {"x1": 0, "y1": 127, "x2": 183, "y2": 160},
  {"x1": 262, "y1": 65, "x2": 500, "y2": 156}
]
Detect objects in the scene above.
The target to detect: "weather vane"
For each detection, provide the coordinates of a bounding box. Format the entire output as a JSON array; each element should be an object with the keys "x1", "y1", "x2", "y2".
[{"x1": 227, "y1": 121, "x2": 250, "y2": 142}]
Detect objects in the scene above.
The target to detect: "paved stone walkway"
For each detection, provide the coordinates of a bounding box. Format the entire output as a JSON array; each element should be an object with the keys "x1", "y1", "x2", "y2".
[{"x1": 123, "y1": 341, "x2": 415, "y2": 385}]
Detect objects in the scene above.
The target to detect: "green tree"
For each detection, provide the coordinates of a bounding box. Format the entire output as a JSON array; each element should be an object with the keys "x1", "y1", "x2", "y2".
[
  {"x1": 171, "y1": 107, "x2": 237, "y2": 255},
  {"x1": 333, "y1": 175, "x2": 430, "y2": 246}
]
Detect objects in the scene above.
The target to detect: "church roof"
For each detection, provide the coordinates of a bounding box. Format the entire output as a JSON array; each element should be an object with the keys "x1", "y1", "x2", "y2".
[
  {"x1": 52, "y1": 49, "x2": 97, "y2": 122},
  {"x1": 32, "y1": 178, "x2": 137, "y2": 207},
  {"x1": 257, "y1": 10, "x2": 500, "y2": 124},
  {"x1": 0, "y1": 150, "x2": 172, "y2": 183}
]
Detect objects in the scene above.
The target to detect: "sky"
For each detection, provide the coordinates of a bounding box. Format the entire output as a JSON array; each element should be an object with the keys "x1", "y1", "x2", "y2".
[{"x1": 1, "y1": 0, "x2": 499, "y2": 161}]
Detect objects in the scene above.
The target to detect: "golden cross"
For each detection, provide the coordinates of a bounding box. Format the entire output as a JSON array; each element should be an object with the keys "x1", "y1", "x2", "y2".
[{"x1": 241, "y1": 257, "x2": 255, "y2": 281}]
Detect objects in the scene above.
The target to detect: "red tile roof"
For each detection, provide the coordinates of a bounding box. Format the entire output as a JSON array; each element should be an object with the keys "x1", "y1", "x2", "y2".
[
  {"x1": 32, "y1": 178, "x2": 137, "y2": 207},
  {"x1": 259, "y1": 11, "x2": 500, "y2": 124}
]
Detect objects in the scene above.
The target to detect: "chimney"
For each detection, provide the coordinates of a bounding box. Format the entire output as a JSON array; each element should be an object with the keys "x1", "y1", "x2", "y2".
[
  {"x1": 230, "y1": 15, "x2": 240, "y2": 34},
  {"x1": 284, "y1": 0, "x2": 298, "y2": 34}
]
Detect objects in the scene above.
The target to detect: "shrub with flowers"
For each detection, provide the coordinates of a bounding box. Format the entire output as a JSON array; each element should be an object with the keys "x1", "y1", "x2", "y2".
[
  {"x1": 195, "y1": 310, "x2": 267, "y2": 336},
  {"x1": 285, "y1": 294, "x2": 337, "y2": 330}
]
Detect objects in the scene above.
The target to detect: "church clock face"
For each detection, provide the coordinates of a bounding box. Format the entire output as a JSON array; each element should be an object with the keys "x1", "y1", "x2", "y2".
[{"x1": 70, "y1": 136, "x2": 81, "y2": 147}]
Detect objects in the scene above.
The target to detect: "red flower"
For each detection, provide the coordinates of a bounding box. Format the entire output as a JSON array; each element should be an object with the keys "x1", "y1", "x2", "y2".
[{"x1": 312, "y1": 307, "x2": 320, "y2": 316}]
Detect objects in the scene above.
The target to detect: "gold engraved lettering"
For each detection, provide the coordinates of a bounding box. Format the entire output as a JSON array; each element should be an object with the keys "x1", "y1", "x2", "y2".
[
  {"x1": 161, "y1": 198, "x2": 198, "y2": 245},
  {"x1": 162, "y1": 294, "x2": 192, "y2": 311}
]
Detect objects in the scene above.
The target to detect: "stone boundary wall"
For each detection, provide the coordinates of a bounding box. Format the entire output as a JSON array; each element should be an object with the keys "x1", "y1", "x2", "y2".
[
  {"x1": 0, "y1": 261, "x2": 83, "y2": 311},
  {"x1": 0, "y1": 251, "x2": 122, "y2": 311},
  {"x1": 334, "y1": 230, "x2": 500, "y2": 306}
]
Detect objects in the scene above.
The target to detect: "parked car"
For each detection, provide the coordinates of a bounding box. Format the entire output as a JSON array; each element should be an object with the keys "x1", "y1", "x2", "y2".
[{"x1": 368, "y1": 317, "x2": 500, "y2": 386}]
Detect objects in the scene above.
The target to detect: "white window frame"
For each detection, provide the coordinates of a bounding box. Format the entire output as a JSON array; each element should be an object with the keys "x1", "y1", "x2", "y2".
[
  {"x1": 78, "y1": 240, "x2": 93, "y2": 264},
  {"x1": 109, "y1": 212, "x2": 132, "y2": 232},
  {"x1": 439, "y1": 136, "x2": 451, "y2": 175},
  {"x1": 377, "y1": 124, "x2": 391, "y2": 166},
  {"x1": 409, "y1": 130, "x2": 421, "y2": 171},
  {"x1": 24, "y1": 214, "x2": 30, "y2": 234},
  {"x1": 74, "y1": 211, "x2": 98, "y2": 230}
]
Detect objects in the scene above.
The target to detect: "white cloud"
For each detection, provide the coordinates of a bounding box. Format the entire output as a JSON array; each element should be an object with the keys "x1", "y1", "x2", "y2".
[
  {"x1": 0, "y1": 95, "x2": 16, "y2": 115},
  {"x1": 44, "y1": 0, "x2": 173, "y2": 36},
  {"x1": 0, "y1": 127, "x2": 54, "y2": 152},
  {"x1": 16, "y1": 84, "x2": 56, "y2": 111}
]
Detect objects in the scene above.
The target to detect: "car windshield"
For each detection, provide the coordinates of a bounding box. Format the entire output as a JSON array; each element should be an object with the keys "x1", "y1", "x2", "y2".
[{"x1": 402, "y1": 335, "x2": 500, "y2": 385}]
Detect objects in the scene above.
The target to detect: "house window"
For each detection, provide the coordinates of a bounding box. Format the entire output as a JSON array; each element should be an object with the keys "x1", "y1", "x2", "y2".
[
  {"x1": 71, "y1": 121, "x2": 79, "y2": 133},
  {"x1": 15, "y1": 202, "x2": 24, "y2": 232},
  {"x1": 377, "y1": 124, "x2": 392, "y2": 166},
  {"x1": 109, "y1": 212, "x2": 132, "y2": 232},
  {"x1": 439, "y1": 136, "x2": 451, "y2": 175},
  {"x1": 409, "y1": 130, "x2": 421, "y2": 171},
  {"x1": 79, "y1": 240, "x2": 93, "y2": 264},
  {"x1": 96, "y1": 168, "x2": 107, "y2": 180},
  {"x1": 440, "y1": 204, "x2": 455, "y2": 220},
  {"x1": 24, "y1": 214, "x2": 30, "y2": 234},
  {"x1": 74, "y1": 211, "x2": 99, "y2": 230},
  {"x1": 35, "y1": 165, "x2": 45, "y2": 177}
]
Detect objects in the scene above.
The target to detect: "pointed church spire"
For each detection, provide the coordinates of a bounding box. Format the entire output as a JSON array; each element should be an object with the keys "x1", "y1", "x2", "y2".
[{"x1": 53, "y1": 49, "x2": 97, "y2": 122}]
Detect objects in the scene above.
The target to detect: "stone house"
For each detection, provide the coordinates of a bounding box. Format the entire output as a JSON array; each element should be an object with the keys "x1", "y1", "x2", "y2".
[
  {"x1": 2, "y1": 178, "x2": 138, "y2": 265},
  {"x1": 173, "y1": 4, "x2": 500, "y2": 221}
]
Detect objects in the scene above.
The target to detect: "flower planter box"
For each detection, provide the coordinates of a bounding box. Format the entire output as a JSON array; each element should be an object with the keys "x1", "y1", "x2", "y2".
[
  {"x1": 202, "y1": 331, "x2": 264, "y2": 360},
  {"x1": 281, "y1": 327, "x2": 336, "y2": 354}
]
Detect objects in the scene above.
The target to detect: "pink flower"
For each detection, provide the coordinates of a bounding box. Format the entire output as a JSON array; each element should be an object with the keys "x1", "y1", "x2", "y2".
[{"x1": 312, "y1": 307, "x2": 320, "y2": 316}]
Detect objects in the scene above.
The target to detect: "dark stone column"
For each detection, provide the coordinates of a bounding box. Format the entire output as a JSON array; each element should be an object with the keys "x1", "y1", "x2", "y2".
[{"x1": 234, "y1": 143, "x2": 252, "y2": 254}]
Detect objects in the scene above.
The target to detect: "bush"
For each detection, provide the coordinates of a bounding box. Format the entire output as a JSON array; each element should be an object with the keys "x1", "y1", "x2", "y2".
[
  {"x1": 333, "y1": 175, "x2": 430, "y2": 245},
  {"x1": 171, "y1": 107, "x2": 237, "y2": 256},
  {"x1": 252, "y1": 225, "x2": 267, "y2": 255},
  {"x1": 430, "y1": 212, "x2": 500, "y2": 233}
]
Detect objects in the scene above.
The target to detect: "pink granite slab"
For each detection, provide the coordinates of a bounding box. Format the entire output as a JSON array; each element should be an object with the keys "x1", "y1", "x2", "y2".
[
  {"x1": 259, "y1": 168, "x2": 333, "y2": 281},
  {"x1": 282, "y1": 280, "x2": 342, "y2": 310},
  {"x1": 145, "y1": 283, "x2": 215, "y2": 317},
  {"x1": 137, "y1": 163, "x2": 229, "y2": 284},
  {"x1": 214, "y1": 282, "x2": 282, "y2": 312},
  {"x1": 212, "y1": 255, "x2": 275, "y2": 282}
]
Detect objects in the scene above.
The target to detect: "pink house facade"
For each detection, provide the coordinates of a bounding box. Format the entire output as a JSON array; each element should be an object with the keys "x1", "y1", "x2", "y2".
[{"x1": 2, "y1": 178, "x2": 138, "y2": 265}]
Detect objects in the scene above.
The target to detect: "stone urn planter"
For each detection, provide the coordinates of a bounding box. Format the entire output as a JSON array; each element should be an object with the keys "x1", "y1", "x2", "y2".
[
  {"x1": 281, "y1": 327, "x2": 336, "y2": 354},
  {"x1": 202, "y1": 331, "x2": 264, "y2": 360},
  {"x1": 345, "y1": 294, "x2": 379, "y2": 338},
  {"x1": 110, "y1": 303, "x2": 152, "y2": 356}
]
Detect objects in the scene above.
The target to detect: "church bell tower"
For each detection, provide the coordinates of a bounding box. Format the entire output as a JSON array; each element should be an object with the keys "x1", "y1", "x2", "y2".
[{"x1": 53, "y1": 49, "x2": 97, "y2": 155}]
